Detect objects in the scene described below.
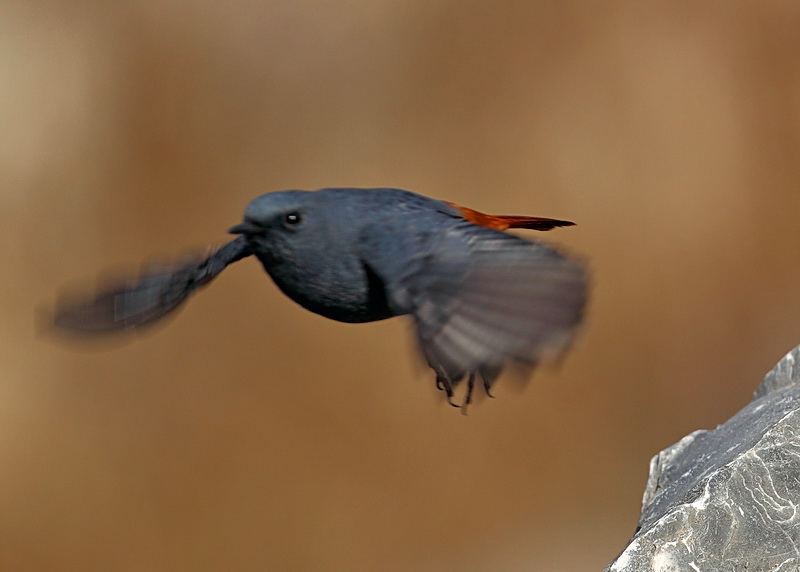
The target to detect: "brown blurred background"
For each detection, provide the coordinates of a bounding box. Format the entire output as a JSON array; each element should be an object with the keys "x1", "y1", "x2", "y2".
[{"x1": 3, "y1": 1, "x2": 800, "y2": 570}]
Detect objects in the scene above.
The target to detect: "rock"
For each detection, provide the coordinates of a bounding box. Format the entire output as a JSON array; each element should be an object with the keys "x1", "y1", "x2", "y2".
[{"x1": 606, "y1": 346, "x2": 800, "y2": 572}]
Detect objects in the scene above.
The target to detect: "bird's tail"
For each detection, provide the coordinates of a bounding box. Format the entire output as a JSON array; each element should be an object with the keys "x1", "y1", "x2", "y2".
[{"x1": 444, "y1": 201, "x2": 575, "y2": 231}]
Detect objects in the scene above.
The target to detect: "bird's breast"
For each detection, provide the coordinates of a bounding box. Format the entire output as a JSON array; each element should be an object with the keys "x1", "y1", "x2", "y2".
[{"x1": 255, "y1": 254, "x2": 395, "y2": 324}]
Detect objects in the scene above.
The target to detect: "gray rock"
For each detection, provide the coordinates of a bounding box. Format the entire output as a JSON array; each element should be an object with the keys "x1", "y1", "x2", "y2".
[{"x1": 607, "y1": 346, "x2": 800, "y2": 572}]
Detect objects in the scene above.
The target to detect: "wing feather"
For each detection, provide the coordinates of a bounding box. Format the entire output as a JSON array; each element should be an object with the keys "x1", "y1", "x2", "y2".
[
  {"x1": 52, "y1": 237, "x2": 253, "y2": 334},
  {"x1": 362, "y1": 219, "x2": 587, "y2": 407}
]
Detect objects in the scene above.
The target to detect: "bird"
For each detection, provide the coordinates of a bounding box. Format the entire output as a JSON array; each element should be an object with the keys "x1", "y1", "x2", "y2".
[{"x1": 52, "y1": 187, "x2": 588, "y2": 409}]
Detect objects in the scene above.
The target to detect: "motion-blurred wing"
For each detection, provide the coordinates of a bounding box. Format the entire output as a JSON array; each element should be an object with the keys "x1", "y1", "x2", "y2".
[
  {"x1": 52, "y1": 236, "x2": 252, "y2": 334},
  {"x1": 361, "y1": 220, "x2": 587, "y2": 407}
]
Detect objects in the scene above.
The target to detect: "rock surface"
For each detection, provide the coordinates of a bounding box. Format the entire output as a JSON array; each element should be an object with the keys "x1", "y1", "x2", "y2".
[{"x1": 607, "y1": 346, "x2": 800, "y2": 572}]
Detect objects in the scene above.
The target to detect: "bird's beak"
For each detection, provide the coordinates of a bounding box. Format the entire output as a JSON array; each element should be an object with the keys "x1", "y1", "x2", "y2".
[{"x1": 228, "y1": 221, "x2": 262, "y2": 235}]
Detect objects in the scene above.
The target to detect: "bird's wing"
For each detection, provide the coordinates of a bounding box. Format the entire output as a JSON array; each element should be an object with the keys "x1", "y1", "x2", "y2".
[
  {"x1": 52, "y1": 236, "x2": 253, "y2": 334},
  {"x1": 360, "y1": 219, "x2": 587, "y2": 407}
]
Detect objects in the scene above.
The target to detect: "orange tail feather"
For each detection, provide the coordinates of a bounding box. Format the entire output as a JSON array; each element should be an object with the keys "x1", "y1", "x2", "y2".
[{"x1": 445, "y1": 202, "x2": 575, "y2": 231}]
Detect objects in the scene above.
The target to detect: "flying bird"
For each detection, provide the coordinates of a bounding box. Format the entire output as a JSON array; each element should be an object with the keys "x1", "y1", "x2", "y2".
[{"x1": 53, "y1": 188, "x2": 588, "y2": 409}]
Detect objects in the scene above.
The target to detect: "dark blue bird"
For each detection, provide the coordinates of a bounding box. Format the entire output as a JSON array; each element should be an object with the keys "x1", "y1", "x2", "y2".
[{"x1": 53, "y1": 188, "x2": 588, "y2": 408}]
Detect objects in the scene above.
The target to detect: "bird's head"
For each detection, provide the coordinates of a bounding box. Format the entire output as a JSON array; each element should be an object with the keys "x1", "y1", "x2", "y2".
[{"x1": 229, "y1": 190, "x2": 311, "y2": 236}]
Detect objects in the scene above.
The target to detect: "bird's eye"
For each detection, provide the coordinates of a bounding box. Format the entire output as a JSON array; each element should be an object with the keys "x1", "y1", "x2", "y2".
[{"x1": 283, "y1": 212, "x2": 302, "y2": 228}]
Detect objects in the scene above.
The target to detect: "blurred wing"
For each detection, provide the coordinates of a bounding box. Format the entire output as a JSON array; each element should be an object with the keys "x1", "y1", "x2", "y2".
[
  {"x1": 52, "y1": 236, "x2": 252, "y2": 334},
  {"x1": 361, "y1": 220, "x2": 587, "y2": 407}
]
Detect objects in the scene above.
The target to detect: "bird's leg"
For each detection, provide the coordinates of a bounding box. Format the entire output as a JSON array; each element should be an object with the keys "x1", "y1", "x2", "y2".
[
  {"x1": 482, "y1": 373, "x2": 495, "y2": 398},
  {"x1": 436, "y1": 374, "x2": 459, "y2": 408},
  {"x1": 464, "y1": 372, "x2": 476, "y2": 405},
  {"x1": 460, "y1": 372, "x2": 477, "y2": 415}
]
